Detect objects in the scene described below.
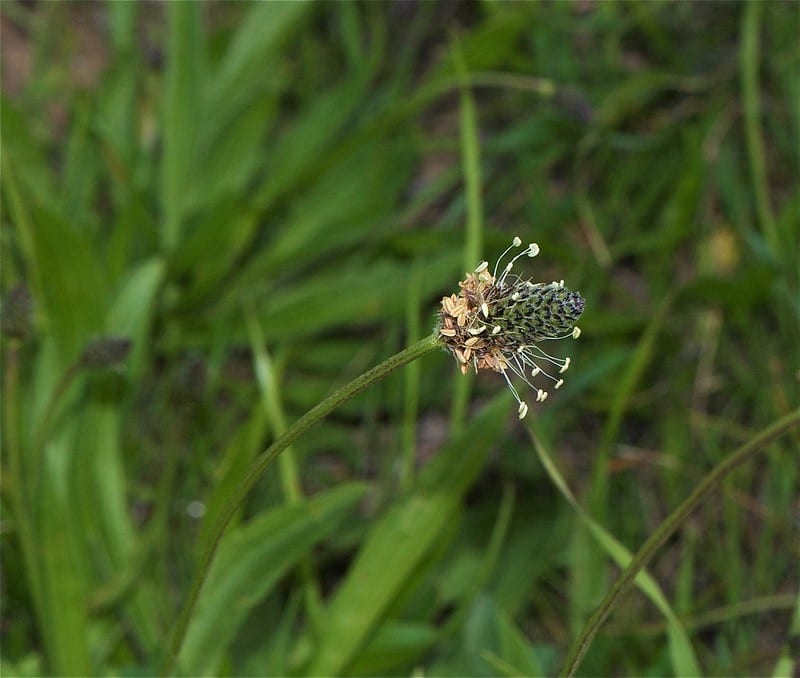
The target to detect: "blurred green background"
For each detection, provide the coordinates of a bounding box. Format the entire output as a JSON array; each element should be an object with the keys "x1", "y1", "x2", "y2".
[{"x1": 1, "y1": 2, "x2": 798, "y2": 676}]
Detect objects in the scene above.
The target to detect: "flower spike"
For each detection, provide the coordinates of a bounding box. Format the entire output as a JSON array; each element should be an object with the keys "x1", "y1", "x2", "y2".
[{"x1": 438, "y1": 237, "x2": 584, "y2": 418}]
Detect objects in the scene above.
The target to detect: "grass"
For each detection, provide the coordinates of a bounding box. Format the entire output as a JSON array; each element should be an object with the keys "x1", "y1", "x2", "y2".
[{"x1": 2, "y1": 2, "x2": 799, "y2": 676}]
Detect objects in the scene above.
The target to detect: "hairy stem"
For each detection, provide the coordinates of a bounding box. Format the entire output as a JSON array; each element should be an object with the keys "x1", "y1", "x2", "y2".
[{"x1": 161, "y1": 334, "x2": 440, "y2": 676}]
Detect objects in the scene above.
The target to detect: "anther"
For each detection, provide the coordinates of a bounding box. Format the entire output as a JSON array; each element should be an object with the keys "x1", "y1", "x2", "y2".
[
  {"x1": 572, "y1": 326, "x2": 581, "y2": 339},
  {"x1": 468, "y1": 326, "x2": 487, "y2": 335},
  {"x1": 531, "y1": 366, "x2": 540, "y2": 377},
  {"x1": 481, "y1": 302, "x2": 489, "y2": 318},
  {"x1": 475, "y1": 261, "x2": 489, "y2": 273},
  {"x1": 528, "y1": 243, "x2": 540, "y2": 257},
  {"x1": 492, "y1": 325, "x2": 501, "y2": 335},
  {"x1": 512, "y1": 236, "x2": 522, "y2": 247},
  {"x1": 536, "y1": 389, "x2": 548, "y2": 402},
  {"x1": 559, "y1": 357, "x2": 570, "y2": 373},
  {"x1": 554, "y1": 379, "x2": 564, "y2": 390},
  {"x1": 518, "y1": 401, "x2": 528, "y2": 419}
]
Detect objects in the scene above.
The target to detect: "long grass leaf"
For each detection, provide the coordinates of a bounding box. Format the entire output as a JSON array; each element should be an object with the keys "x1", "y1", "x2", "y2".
[
  {"x1": 161, "y1": 2, "x2": 203, "y2": 251},
  {"x1": 305, "y1": 396, "x2": 508, "y2": 675},
  {"x1": 560, "y1": 409, "x2": 800, "y2": 676},
  {"x1": 530, "y1": 431, "x2": 701, "y2": 676},
  {"x1": 178, "y1": 483, "x2": 368, "y2": 675},
  {"x1": 449, "y1": 38, "x2": 483, "y2": 430}
]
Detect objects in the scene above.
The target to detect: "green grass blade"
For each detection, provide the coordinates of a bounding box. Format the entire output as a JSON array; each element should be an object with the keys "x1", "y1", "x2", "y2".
[
  {"x1": 449, "y1": 38, "x2": 484, "y2": 431},
  {"x1": 178, "y1": 483, "x2": 368, "y2": 676},
  {"x1": 5, "y1": 174, "x2": 107, "y2": 363},
  {"x1": 400, "y1": 258, "x2": 424, "y2": 489},
  {"x1": 559, "y1": 408, "x2": 800, "y2": 676},
  {"x1": 38, "y1": 434, "x2": 92, "y2": 675},
  {"x1": 569, "y1": 292, "x2": 676, "y2": 637},
  {"x1": 740, "y1": 1, "x2": 780, "y2": 259},
  {"x1": 106, "y1": 257, "x2": 166, "y2": 374},
  {"x1": 206, "y1": 2, "x2": 310, "y2": 136},
  {"x1": 772, "y1": 589, "x2": 800, "y2": 678},
  {"x1": 305, "y1": 396, "x2": 509, "y2": 675},
  {"x1": 530, "y1": 430, "x2": 701, "y2": 677},
  {"x1": 245, "y1": 303, "x2": 325, "y2": 630},
  {"x1": 162, "y1": 336, "x2": 440, "y2": 676},
  {"x1": 244, "y1": 303, "x2": 301, "y2": 503},
  {"x1": 161, "y1": 2, "x2": 203, "y2": 252},
  {"x1": 348, "y1": 621, "x2": 439, "y2": 676}
]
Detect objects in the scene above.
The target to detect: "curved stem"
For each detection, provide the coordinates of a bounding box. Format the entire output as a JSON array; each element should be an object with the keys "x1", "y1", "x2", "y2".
[
  {"x1": 161, "y1": 334, "x2": 441, "y2": 676},
  {"x1": 560, "y1": 408, "x2": 800, "y2": 677}
]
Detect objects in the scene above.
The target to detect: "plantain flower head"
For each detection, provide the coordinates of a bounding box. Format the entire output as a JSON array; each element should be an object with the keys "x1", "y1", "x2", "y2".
[{"x1": 438, "y1": 237, "x2": 584, "y2": 419}]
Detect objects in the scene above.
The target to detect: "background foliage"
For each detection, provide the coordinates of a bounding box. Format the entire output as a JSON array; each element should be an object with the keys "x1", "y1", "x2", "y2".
[{"x1": 2, "y1": 2, "x2": 798, "y2": 676}]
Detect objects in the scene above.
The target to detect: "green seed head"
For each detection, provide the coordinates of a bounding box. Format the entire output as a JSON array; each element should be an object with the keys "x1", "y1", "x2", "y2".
[
  {"x1": 438, "y1": 237, "x2": 584, "y2": 419},
  {"x1": 492, "y1": 281, "x2": 585, "y2": 346}
]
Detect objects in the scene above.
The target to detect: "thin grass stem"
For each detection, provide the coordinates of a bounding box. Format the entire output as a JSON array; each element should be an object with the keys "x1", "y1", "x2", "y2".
[
  {"x1": 741, "y1": 1, "x2": 780, "y2": 259},
  {"x1": 450, "y1": 37, "x2": 483, "y2": 431},
  {"x1": 560, "y1": 407, "x2": 800, "y2": 677}
]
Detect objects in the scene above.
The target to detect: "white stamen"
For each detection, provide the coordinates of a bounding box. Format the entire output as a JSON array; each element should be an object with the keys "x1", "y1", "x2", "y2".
[
  {"x1": 468, "y1": 326, "x2": 486, "y2": 335},
  {"x1": 518, "y1": 401, "x2": 528, "y2": 419},
  {"x1": 511, "y1": 292, "x2": 521, "y2": 301},
  {"x1": 536, "y1": 389, "x2": 548, "y2": 402},
  {"x1": 481, "y1": 302, "x2": 489, "y2": 318},
  {"x1": 475, "y1": 261, "x2": 489, "y2": 273},
  {"x1": 493, "y1": 238, "x2": 523, "y2": 279},
  {"x1": 559, "y1": 357, "x2": 570, "y2": 373},
  {"x1": 559, "y1": 279, "x2": 564, "y2": 287},
  {"x1": 500, "y1": 368, "x2": 524, "y2": 408},
  {"x1": 527, "y1": 243, "x2": 540, "y2": 257},
  {"x1": 531, "y1": 366, "x2": 540, "y2": 377},
  {"x1": 554, "y1": 379, "x2": 564, "y2": 389},
  {"x1": 572, "y1": 326, "x2": 581, "y2": 339},
  {"x1": 492, "y1": 325, "x2": 501, "y2": 335}
]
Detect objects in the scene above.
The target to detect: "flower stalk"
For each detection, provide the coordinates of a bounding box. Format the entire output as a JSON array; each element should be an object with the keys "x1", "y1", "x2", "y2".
[
  {"x1": 161, "y1": 334, "x2": 440, "y2": 676},
  {"x1": 163, "y1": 238, "x2": 584, "y2": 674}
]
